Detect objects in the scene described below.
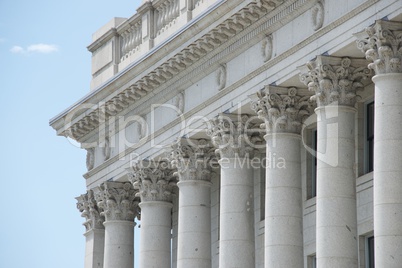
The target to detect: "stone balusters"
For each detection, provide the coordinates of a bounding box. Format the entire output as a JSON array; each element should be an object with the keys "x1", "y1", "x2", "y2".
[
  {"x1": 155, "y1": 0, "x2": 180, "y2": 36},
  {"x1": 95, "y1": 182, "x2": 139, "y2": 268},
  {"x1": 355, "y1": 20, "x2": 402, "y2": 268},
  {"x1": 206, "y1": 113, "x2": 262, "y2": 268},
  {"x1": 127, "y1": 160, "x2": 176, "y2": 268},
  {"x1": 76, "y1": 190, "x2": 105, "y2": 268},
  {"x1": 299, "y1": 56, "x2": 371, "y2": 268},
  {"x1": 251, "y1": 85, "x2": 313, "y2": 268},
  {"x1": 169, "y1": 138, "x2": 217, "y2": 268}
]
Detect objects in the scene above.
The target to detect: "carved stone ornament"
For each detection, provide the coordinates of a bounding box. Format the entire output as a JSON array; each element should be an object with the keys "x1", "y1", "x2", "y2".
[
  {"x1": 261, "y1": 34, "x2": 273, "y2": 62},
  {"x1": 85, "y1": 147, "x2": 95, "y2": 171},
  {"x1": 299, "y1": 56, "x2": 372, "y2": 107},
  {"x1": 250, "y1": 86, "x2": 314, "y2": 134},
  {"x1": 127, "y1": 160, "x2": 177, "y2": 202},
  {"x1": 95, "y1": 182, "x2": 139, "y2": 222},
  {"x1": 136, "y1": 115, "x2": 147, "y2": 139},
  {"x1": 76, "y1": 190, "x2": 105, "y2": 231},
  {"x1": 311, "y1": 1, "x2": 324, "y2": 31},
  {"x1": 206, "y1": 114, "x2": 264, "y2": 159},
  {"x1": 169, "y1": 138, "x2": 217, "y2": 181},
  {"x1": 102, "y1": 136, "x2": 111, "y2": 161},
  {"x1": 355, "y1": 20, "x2": 402, "y2": 74},
  {"x1": 174, "y1": 92, "x2": 185, "y2": 115},
  {"x1": 61, "y1": 0, "x2": 287, "y2": 141},
  {"x1": 216, "y1": 64, "x2": 227, "y2": 91}
]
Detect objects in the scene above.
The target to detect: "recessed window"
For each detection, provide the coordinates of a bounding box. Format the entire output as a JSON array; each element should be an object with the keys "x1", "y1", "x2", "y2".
[
  {"x1": 307, "y1": 129, "x2": 317, "y2": 199},
  {"x1": 366, "y1": 101, "x2": 374, "y2": 173},
  {"x1": 367, "y1": 236, "x2": 375, "y2": 268}
]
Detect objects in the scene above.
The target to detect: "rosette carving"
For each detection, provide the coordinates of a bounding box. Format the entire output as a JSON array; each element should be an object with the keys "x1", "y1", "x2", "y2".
[
  {"x1": 128, "y1": 161, "x2": 177, "y2": 202},
  {"x1": 76, "y1": 190, "x2": 104, "y2": 231},
  {"x1": 355, "y1": 20, "x2": 402, "y2": 74},
  {"x1": 169, "y1": 138, "x2": 217, "y2": 181},
  {"x1": 251, "y1": 86, "x2": 314, "y2": 133},
  {"x1": 206, "y1": 114, "x2": 263, "y2": 159},
  {"x1": 299, "y1": 56, "x2": 371, "y2": 107},
  {"x1": 95, "y1": 182, "x2": 139, "y2": 222}
]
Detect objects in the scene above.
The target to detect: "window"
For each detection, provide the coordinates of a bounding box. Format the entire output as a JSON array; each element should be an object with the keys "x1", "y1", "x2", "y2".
[
  {"x1": 308, "y1": 255, "x2": 317, "y2": 268},
  {"x1": 260, "y1": 156, "x2": 266, "y2": 221},
  {"x1": 366, "y1": 101, "x2": 374, "y2": 173},
  {"x1": 367, "y1": 236, "x2": 375, "y2": 268},
  {"x1": 307, "y1": 129, "x2": 317, "y2": 199}
]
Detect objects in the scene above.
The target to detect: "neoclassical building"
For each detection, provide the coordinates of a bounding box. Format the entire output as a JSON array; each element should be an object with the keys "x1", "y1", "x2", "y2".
[{"x1": 50, "y1": 0, "x2": 402, "y2": 267}]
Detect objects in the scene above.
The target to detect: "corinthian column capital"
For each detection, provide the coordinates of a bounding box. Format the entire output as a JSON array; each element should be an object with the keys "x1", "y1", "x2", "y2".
[
  {"x1": 169, "y1": 138, "x2": 217, "y2": 182},
  {"x1": 95, "y1": 182, "x2": 139, "y2": 222},
  {"x1": 206, "y1": 113, "x2": 264, "y2": 159},
  {"x1": 250, "y1": 86, "x2": 314, "y2": 134},
  {"x1": 127, "y1": 160, "x2": 177, "y2": 202},
  {"x1": 299, "y1": 55, "x2": 372, "y2": 107},
  {"x1": 355, "y1": 20, "x2": 402, "y2": 74},
  {"x1": 76, "y1": 189, "x2": 105, "y2": 231}
]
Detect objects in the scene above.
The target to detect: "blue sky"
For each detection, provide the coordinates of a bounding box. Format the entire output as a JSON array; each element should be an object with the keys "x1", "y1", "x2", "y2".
[{"x1": 0, "y1": 0, "x2": 141, "y2": 267}]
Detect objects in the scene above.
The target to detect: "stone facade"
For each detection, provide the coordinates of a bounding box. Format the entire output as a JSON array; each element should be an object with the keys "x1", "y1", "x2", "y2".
[{"x1": 51, "y1": 0, "x2": 402, "y2": 267}]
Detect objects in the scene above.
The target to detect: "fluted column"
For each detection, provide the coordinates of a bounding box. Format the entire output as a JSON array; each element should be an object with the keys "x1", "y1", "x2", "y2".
[
  {"x1": 300, "y1": 56, "x2": 371, "y2": 267},
  {"x1": 169, "y1": 138, "x2": 216, "y2": 268},
  {"x1": 76, "y1": 190, "x2": 105, "y2": 268},
  {"x1": 207, "y1": 114, "x2": 260, "y2": 268},
  {"x1": 128, "y1": 161, "x2": 176, "y2": 268},
  {"x1": 251, "y1": 86, "x2": 313, "y2": 268},
  {"x1": 355, "y1": 20, "x2": 402, "y2": 267},
  {"x1": 95, "y1": 182, "x2": 138, "y2": 268}
]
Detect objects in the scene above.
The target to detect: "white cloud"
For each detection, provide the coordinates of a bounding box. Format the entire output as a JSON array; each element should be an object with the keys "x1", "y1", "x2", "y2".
[
  {"x1": 10, "y1": 43, "x2": 59, "y2": 54},
  {"x1": 27, "y1": 43, "x2": 59, "y2": 53},
  {"x1": 10, "y1": 46, "x2": 24, "y2": 53}
]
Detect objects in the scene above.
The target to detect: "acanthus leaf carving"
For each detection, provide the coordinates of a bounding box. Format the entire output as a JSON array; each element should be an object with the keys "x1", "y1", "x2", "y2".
[
  {"x1": 169, "y1": 138, "x2": 217, "y2": 182},
  {"x1": 216, "y1": 63, "x2": 227, "y2": 91},
  {"x1": 261, "y1": 34, "x2": 273, "y2": 62},
  {"x1": 311, "y1": 1, "x2": 324, "y2": 31},
  {"x1": 95, "y1": 182, "x2": 139, "y2": 222},
  {"x1": 206, "y1": 114, "x2": 264, "y2": 159},
  {"x1": 250, "y1": 86, "x2": 314, "y2": 134},
  {"x1": 127, "y1": 160, "x2": 177, "y2": 202},
  {"x1": 354, "y1": 20, "x2": 402, "y2": 74},
  {"x1": 299, "y1": 56, "x2": 372, "y2": 107},
  {"x1": 76, "y1": 189, "x2": 105, "y2": 231}
]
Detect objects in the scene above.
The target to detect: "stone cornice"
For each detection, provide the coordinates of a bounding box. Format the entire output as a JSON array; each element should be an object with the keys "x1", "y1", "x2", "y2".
[
  {"x1": 76, "y1": 189, "x2": 105, "y2": 231},
  {"x1": 299, "y1": 56, "x2": 372, "y2": 107},
  {"x1": 169, "y1": 138, "x2": 217, "y2": 181},
  {"x1": 127, "y1": 160, "x2": 177, "y2": 202},
  {"x1": 250, "y1": 86, "x2": 314, "y2": 134},
  {"x1": 81, "y1": 0, "x2": 381, "y2": 180},
  {"x1": 354, "y1": 20, "x2": 402, "y2": 74},
  {"x1": 50, "y1": 0, "x2": 288, "y2": 142},
  {"x1": 94, "y1": 181, "x2": 139, "y2": 222}
]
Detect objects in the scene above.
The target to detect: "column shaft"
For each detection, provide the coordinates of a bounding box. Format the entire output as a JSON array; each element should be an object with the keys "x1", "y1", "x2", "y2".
[
  {"x1": 139, "y1": 201, "x2": 172, "y2": 268},
  {"x1": 264, "y1": 134, "x2": 303, "y2": 268},
  {"x1": 316, "y1": 106, "x2": 358, "y2": 267},
  {"x1": 372, "y1": 74, "x2": 402, "y2": 267},
  {"x1": 177, "y1": 180, "x2": 212, "y2": 268},
  {"x1": 219, "y1": 158, "x2": 255, "y2": 268},
  {"x1": 84, "y1": 229, "x2": 105, "y2": 268},
  {"x1": 103, "y1": 221, "x2": 135, "y2": 268}
]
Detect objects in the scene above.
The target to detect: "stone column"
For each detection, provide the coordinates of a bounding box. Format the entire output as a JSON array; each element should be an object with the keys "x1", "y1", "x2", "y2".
[
  {"x1": 251, "y1": 86, "x2": 314, "y2": 268},
  {"x1": 128, "y1": 160, "x2": 176, "y2": 268},
  {"x1": 207, "y1": 114, "x2": 259, "y2": 268},
  {"x1": 76, "y1": 190, "x2": 105, "y2": 268},
  {"x1": 95, "y1": 182, "x2": 138, "y2": 268},
  {"x1": 300, "y1": 56, "x2": 371, "y2": 267},
  {"x1": 355, "y1": 20, "x2": 402, "y2": 267},
  {"x1": 169, "y1": 138, "x2": 217, "y2": 268}
]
